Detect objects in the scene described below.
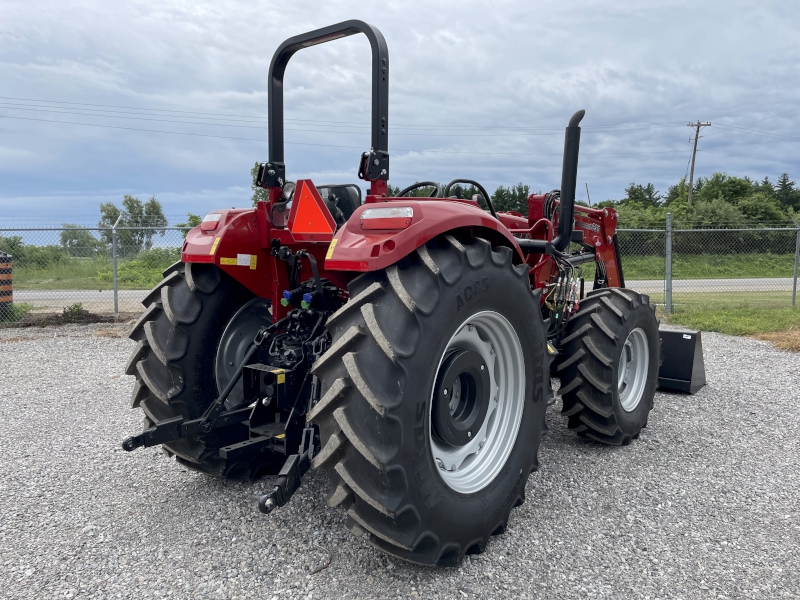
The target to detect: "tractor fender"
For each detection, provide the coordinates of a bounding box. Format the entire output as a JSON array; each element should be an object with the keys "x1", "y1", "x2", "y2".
[
  {"x1": 325, "y1": 199, "x2": 525, "y2": 271},
  {"x1": 181, "y1": 208, "x2": 272, "y2": 297}
]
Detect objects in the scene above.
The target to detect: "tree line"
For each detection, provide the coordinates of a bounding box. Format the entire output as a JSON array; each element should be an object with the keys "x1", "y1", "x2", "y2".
[
  {"x1": 0, "y1": 194, "x2": 172, "y2": 265},
  {"x1": 56, "y1": 194, "x2": 171, "y2": 257},
  {"x1": 598, "y1": 172, "x2": 799, "y2": 228},
  {"x1": 6, "y1": 167, "x2": 794, "y2": 267},
  {"x1": 250, "y1": 159, "x2": 799, "y2": 228}
]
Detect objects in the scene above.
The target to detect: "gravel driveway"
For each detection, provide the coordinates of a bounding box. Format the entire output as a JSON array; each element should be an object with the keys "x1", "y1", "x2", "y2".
[{"x1": 0, "y1": 324, "x2": 798, "y2": 599}]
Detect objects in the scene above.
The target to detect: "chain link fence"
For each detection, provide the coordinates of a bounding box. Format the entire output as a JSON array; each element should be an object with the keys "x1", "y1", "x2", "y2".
[
  {"x1": 1, "y1": 220, "x2": 798, "y2": 326},
  {"x1": 0, "y1": 227, "x2": 189, "y2": 325},
  {"x1": 618, "y1": 217, "x2": 800, "y2": 312}
]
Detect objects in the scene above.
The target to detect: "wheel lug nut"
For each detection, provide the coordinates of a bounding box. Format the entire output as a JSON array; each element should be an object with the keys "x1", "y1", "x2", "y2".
[
  {"x1": 468, "y1": 431, "x2": 472, "y2": 438},
  {"x1": 443, "y1": 389, "x2": 448, "y2": 396},
  {"x1": 480, "y1": 364, "x2": 484, "y2": 371}
]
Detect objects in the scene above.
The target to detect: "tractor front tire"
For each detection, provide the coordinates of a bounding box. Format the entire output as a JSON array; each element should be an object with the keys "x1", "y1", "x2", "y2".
[
  {"x1": 126, "y1": 262, "x2": 278, "y2": 479},
  {"x1": 556, "y1": 288, "x2": 659, "y2": 445},
  {"x1": 309, "y1": 235, "x2": 551, "y2": 566}
]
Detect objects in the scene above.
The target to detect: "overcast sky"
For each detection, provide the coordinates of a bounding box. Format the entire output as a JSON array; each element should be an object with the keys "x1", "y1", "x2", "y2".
[{"x1": 1, "y1": 0, "x2": 798, "y2": 226}]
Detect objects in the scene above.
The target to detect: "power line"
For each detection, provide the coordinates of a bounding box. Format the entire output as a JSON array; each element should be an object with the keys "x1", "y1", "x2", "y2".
[
  {"x1": 0, "y1": 114, "x2": 693, "y2": 157},
  {"x1": 698, "y1": 150, "x2": 800, "y2": 166},
  {"x1": 712, "y1": 123, "x2": 800, "y2": 143},
  {"x1": 3, "y1": 105, "x2": 795, "y2": 167},
  {"x1": 0, "y1": 104, "x2": 681, "y2": 137},
  {"x1": 739, "y1": 109, "x2": 798, "y2": 126},
  {"x1": 0, "y1": 95, "x2": 683, "y2": 132}
]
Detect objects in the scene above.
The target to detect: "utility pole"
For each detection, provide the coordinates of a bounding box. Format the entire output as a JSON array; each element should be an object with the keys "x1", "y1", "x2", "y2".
[{"x1": 686, "y1": 121, "x2": 711, "y2": 206}]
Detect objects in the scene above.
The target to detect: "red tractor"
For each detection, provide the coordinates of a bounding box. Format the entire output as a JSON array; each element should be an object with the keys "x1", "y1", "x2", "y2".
[{"x1": 122, "y1": 20, "x2": 660, "y2": 566}]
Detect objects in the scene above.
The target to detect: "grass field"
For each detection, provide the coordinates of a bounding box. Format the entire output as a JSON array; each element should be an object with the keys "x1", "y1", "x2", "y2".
[
  {"x1": 580, "y1": 252, "x2": 797, "y2": 281},
  {"x1": 12, "y1": 259, "x2": 118, "y2": 290},
  {"x1": 10, "y1": 251, "x2": 797, "y2": 291},
  {"x1": 660, "y1": 290, "x2": 799, "y2": 345},
  {"x1": 12, "y1": 249, "x2": 180, "y2": 290},
  {"x1": 670, "y1": 307, "x2": 800, "y2": 335}
]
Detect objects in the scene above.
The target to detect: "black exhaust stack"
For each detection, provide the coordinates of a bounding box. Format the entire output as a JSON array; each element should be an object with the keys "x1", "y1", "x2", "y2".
[
  {"x1": 517, "y1": 109, "x2": 584, "y2": 255},
  {"x1": 552, "y1": 109, "x2": 584, "y2": 251}
]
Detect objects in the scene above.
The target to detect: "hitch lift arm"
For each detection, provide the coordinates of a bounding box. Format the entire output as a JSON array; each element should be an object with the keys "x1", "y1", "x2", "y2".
[{"x1": 121, "y1": 326, "x2": 271, "y2": 452}]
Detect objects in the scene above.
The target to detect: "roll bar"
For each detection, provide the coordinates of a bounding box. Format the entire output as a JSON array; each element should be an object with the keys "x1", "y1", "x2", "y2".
[{"x1": 258, "y1": 20, "x2": 389, "y2": 189}]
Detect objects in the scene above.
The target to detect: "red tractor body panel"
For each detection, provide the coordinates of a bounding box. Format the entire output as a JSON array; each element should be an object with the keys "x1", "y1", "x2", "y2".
[
  {"x1": 180, "y1": 182, "x2": 624, "y2": 321},
  {"x1": 183, "y1": 209, "x2": 274, "y2": 299},
  {"x1": 325, "y1": 196, "x2": 525, "y2": 271}
]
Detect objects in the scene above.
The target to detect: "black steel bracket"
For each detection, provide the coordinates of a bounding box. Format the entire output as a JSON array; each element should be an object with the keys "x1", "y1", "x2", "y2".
[
  {"x1": 121, "y1": 406, "x2": 252, "y2": 452},
  {"x1": 258, "y1": 426, "x2": 315, "y2": 514},
  {"x1": 358, "y1": 150, "x2": 390, "y2": 181},
  {"x1": 122, "y1": 326, "x2": 272, "y2": 453},
  {"x1": 256, "y1": 162, "x2": 286, "y2": 189}
]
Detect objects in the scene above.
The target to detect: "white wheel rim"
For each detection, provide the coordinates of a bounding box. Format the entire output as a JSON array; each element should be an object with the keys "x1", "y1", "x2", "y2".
[
  {"x1": 429, "y1": 311, "x2": 525, "y2": 494},
  {"x1": 617, "y1": 327, "x2": 649, "y2": 412}
]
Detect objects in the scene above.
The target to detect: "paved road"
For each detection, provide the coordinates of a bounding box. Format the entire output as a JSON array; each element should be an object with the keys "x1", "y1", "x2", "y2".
[
  {"x1": 625, "y1": 277, "x2": 796, "y2": 294},
  {"x1": 1, "y1": 324, "x2": 798, "y2": 599},
  {"x1": 13, "y1": 277, "x2": 798, "y2": 313},
  {"x1": 13, "y1": 289, "x2": 149, "y2": 313}
]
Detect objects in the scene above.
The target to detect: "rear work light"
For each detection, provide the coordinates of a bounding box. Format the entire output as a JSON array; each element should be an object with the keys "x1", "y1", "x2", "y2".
[
  {"x1": 200, "y1": 212, "x2": 223, "y2": 231},
  {"x1": 360, "y1": 206, "x2": 414, "y2": 230}
]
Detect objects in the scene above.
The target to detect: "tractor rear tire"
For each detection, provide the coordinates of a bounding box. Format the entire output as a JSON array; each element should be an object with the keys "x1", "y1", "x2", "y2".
[
  {"x1": 309, "y1": 235, "x2": 551, "y2": 566},
  {"x1": 126, "y1": 261, "x2": 279, "y2": 479},
  {"x1": 555, "y1": 288, "x2": 659, "y2": 445}
]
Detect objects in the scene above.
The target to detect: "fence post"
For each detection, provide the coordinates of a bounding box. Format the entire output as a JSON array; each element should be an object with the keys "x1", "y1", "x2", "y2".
[
  {"x1": 665, "y1": 213, "x2": 673, "y2": 314},
  {"x1": 112, "y1": 215, "x2": 122, "y2": 317},
  {"x1": 793, "y1": 224, "x2": 799, "y2": 308}
]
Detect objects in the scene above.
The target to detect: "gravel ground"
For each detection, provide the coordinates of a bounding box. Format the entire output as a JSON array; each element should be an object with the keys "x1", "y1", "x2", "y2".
[{"x1": 0, "y1": 323, "x2": 798, "y2": 599}]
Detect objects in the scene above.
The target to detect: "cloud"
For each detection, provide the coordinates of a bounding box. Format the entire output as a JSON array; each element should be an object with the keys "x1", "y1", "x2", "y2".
[{"x1": 0, "y1": 0, "x2": 798, "y2": 224}]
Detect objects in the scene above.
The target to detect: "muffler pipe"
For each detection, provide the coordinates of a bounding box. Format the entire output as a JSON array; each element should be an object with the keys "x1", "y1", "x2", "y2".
[{"x1": 552, "y1": 109, "x2": 585, "y2": 252}]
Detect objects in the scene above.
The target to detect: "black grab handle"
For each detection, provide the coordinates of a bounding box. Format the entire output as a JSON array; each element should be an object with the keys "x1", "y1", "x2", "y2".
[{"x1": 268, "y1": 20, "x2": 389, "y2": 164}]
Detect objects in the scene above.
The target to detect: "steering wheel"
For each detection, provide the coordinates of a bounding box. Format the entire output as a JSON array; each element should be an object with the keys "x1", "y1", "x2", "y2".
[
  {"x1": 395, "y1": 181, "x2": 442, "y2": 198},
  {"x1": 443, "y1": 178, "x2": 498, "y2": 219}
]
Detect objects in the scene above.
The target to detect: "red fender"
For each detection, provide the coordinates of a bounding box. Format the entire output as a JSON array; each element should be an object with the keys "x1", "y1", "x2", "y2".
[
  {"x1": 181, "y1": 208, "x2": 273, "y2": 298},
  {"x1": 325, "y1": 198, "x2": 525, "y2": 272}
]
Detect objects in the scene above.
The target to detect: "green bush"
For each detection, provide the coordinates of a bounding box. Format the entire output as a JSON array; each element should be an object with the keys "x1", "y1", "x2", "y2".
[
  {"x1": 0, "y1": 302, "x2": 34, "y2": 324},
  {"x1": 0, "y1": 235, "x2": 67, "y2": 269},
  {"x1": 96, "y1": 247, "x2": 181, "y2": 288},
  {"x1": 62, "y1": 302, "x2": 87, "y2": 322}
]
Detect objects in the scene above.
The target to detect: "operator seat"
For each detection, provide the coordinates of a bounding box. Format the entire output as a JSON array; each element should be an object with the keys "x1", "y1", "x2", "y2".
[{"x1": 317, "y1": 184, "x2": 362, "y2": 227}]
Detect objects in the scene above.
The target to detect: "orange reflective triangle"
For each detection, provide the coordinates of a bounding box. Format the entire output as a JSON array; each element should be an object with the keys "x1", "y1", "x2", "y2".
[{"x1": 287, "y1": 180, "x2": 336, "y2": 239}]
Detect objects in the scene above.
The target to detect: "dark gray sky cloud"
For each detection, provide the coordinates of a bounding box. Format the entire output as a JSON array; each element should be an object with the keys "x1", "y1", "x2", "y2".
[{"x1": 1, "y1": 0, "x2": 797, "y2": 224}]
